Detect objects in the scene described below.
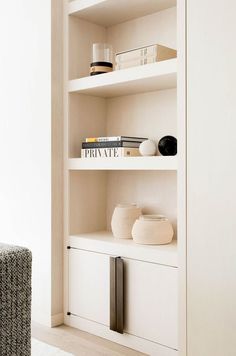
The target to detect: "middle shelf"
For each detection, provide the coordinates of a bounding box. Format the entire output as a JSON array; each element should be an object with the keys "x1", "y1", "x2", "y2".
[
  {"x1": 68, "y1": 59, "x2": 177, "y2": 98},
  {"x1": 68, "y1": 156, "x2": 177, "y2": 171}
]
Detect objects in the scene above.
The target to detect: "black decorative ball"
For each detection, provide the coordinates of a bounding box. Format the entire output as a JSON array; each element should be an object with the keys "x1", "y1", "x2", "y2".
[{"x1": 158, "y1": 136, "x2": 177, "y2": 156}]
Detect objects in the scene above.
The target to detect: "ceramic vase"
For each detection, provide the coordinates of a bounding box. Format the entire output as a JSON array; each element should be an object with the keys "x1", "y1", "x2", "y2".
[
  {"x1": 111, "y1": 203, "x2": 142, "y2": 239},
  {"x1": 132, "y1": 214, "x2": 174, "y2": 245}
]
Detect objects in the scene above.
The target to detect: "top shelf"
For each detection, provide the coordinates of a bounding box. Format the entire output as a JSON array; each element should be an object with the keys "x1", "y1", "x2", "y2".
[{"x1": 68, "y1": 0, "x2": 177, "y2": 27}]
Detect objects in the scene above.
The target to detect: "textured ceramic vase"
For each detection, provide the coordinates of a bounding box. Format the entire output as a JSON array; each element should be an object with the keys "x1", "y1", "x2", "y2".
[
  {"x1": 139, "y1": 139, "x2": 157, "y2": 156},
  {"x1": 111, "y1": 203, "x2": 142, "y2": 239},
  {"x1": 132, "y1": 214, "x2": 174, "y2": 245}
]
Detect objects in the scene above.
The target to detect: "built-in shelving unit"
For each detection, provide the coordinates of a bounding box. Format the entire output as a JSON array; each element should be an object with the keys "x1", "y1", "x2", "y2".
[
  {"x1": 68, "y1": 156, "x2": 178, "y2": 171},
  {"x1": 69, "y1": 59, "x2": 177, "y2": 97},
  {"x1": 64, "y1": 0, "x2": 184, "y2": 354}
]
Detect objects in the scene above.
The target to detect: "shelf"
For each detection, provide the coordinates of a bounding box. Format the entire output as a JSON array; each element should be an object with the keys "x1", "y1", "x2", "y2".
[
  {"x1": 68, "y1": 59, "x2": 177, "y2": 98},
  {"x1": 69, "y1": 231, "x2": 178, "y2": 267},
  {"x1": 68, "y1": 156, "x2": 177, "y2": 171},
  {"x1": 68, "y1": 0, "x2": 177, "y2": 27}
]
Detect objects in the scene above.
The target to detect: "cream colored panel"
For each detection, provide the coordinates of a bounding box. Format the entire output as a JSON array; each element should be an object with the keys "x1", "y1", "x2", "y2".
[
  {"x1": 187, "y1": 0, "x2": 236, "y2": 355},
  {"x1": 124, "y1": 258, "x2": 178, "y2": 349},
  {"x1": 69, "y1": 249, "x2": 110, "y2": 325}
]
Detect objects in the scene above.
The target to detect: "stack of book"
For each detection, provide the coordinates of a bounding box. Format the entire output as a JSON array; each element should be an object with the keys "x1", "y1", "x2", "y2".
[
  {"x1": 81, "y1": 136, "x2": 147, "y2": 158},
  {"x1": 115, "y1": 44, "x2": 177, "y2": 70}
]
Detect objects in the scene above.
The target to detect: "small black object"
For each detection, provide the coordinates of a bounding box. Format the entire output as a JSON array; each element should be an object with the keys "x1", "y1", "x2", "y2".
[
  {"x1": 158, "y1": 136, "x2": 177, "y2": 156},
  {"x1": 90, "y1": 61, "x2": 113, "y2": 76},
  {"x1": 90, "y1": 61, "x2": 113, "y2": 68},
  {"x1": 67, "y1": 312, "x2": 71, "y2": 316},
  {"x1": 67, "y1": 246, "x2": 71, "y2": 250}
]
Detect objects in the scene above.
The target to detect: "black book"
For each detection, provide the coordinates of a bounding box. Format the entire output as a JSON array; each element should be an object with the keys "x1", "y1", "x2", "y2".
[{"x1": 82, "y1": 140, "x2": 142, "y2": 149}]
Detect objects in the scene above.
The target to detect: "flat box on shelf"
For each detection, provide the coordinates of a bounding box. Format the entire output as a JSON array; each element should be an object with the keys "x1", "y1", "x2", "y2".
[{"x1": 116, "y1": 44, "x2": 177, "y2": 64}]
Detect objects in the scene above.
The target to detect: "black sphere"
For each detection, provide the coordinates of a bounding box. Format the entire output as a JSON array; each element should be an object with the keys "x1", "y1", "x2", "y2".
[{"x1": 158, "y1": 136, "x2": 177, "y2": 156}]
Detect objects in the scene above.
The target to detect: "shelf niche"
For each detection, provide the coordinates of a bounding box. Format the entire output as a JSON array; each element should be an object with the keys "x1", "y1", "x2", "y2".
[
  {"x1": 68, "y1": 5, "x2": 177, "y2": 81},
  {"x1": 69, "y1": 88, "x2": 177, "y2": 159},
  {"x1": 69, "y1": 170, "x2": 177, "y2": 240}
]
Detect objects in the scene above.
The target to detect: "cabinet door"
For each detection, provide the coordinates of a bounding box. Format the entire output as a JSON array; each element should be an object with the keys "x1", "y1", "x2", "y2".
[
  {"x1": 124, "y1": 258, "x2": 178, "y2": 350},
  {"x1": 69, "y1": 248, "x2": 110, "y2": 325}
]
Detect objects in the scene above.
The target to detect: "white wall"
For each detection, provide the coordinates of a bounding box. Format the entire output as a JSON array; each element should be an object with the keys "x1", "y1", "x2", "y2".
[
  {"x1": 0, "y1": 1, "x2": 63, "y2": 326},
  {"x1": 187, "y1": 0, "x2": 236, "y2": 355}
]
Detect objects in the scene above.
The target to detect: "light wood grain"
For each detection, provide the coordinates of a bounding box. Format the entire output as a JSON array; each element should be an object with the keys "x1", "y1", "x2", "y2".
[{"x1": 32, "y1": 323, "x2": 145, "y2": 356}]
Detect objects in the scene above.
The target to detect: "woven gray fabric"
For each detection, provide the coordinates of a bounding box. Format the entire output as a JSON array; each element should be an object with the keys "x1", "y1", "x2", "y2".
[{"x1": 0, "y1": 244, "x2": 32, "y2": 356}]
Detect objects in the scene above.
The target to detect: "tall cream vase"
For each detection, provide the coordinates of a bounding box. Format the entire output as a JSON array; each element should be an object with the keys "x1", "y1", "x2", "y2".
[{"x1": 111, "y1": 204, "x2": 142, "y2": 239}]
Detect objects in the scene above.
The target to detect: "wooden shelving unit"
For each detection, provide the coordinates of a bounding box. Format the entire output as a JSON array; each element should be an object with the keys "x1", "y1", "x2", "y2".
[{"x1": 64, "y1": 0, "x2": 185, "y2": 355}]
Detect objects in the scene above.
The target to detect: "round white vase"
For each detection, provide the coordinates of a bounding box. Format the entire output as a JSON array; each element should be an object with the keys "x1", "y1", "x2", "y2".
[
  {"x1": 111, "y1": 203, "x2": 142, "y2": 239},
  {"x1": 139, "y1": 139, "x2": 157, "y2": 156},
  {"x1": 132, "y1": 214, "x2": 174, "y2": 245}
]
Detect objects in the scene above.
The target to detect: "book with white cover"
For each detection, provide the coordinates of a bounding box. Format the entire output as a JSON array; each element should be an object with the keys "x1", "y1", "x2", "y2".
[
  {"x1": 115, "y1": 56, "x2": 156, "y2": 70},
  {"x1": 81, "y1": 147, "x2": 141, "y2": 158}
]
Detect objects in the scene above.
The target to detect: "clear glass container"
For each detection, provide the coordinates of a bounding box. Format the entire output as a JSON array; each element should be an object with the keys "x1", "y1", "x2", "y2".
[
  {"x1": 92, "y1": 43, "x2": 113, "y2": 63},
  {"x1": 90, "y1": 43, "x2": 113, "y2": 76}
]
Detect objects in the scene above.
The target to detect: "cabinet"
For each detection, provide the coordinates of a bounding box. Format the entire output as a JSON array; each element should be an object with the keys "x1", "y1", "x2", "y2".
[{"x1": 68, "y1": 243, "x2": 178, "y2": 354}]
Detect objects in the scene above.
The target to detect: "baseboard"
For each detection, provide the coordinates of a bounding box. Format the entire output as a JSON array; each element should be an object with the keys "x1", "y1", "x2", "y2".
[{"x1": 51, "y1": 313, "x2": 64, "y2": 327}]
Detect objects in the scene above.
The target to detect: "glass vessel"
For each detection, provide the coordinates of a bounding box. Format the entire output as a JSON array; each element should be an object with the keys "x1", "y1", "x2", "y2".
[{"x1": 90, "y1": 43, "x2": 113, "y2": 76}]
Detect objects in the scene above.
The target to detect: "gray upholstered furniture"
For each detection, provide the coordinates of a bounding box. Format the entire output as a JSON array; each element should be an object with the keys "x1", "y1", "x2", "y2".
[{"x1": 0, "y1": 244, "x2": 32, "y2": 356}]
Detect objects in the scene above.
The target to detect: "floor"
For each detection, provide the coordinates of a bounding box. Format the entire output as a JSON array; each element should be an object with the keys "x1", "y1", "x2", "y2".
[{"x1": 32, "y1": 323, "x2": 146, "y2": 356}]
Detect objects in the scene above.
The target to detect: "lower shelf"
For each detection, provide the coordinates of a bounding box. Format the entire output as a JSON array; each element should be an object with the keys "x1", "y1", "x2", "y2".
[{"x1": 69, "y1": 231, "x2": 177, "y2": 267}]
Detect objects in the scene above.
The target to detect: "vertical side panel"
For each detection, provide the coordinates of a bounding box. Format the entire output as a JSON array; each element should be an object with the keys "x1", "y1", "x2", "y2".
[
  {"x1": 177, "y1": 0, "x2": 187, "y2": 355},
  {"x1": 187, "y1": 1, "x2": 236, "y2": 355}
]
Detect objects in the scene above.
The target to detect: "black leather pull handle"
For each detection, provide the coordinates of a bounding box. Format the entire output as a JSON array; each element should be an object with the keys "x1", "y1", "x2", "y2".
[
  {"x1": 110, "y1": 257, "x2": 124, "y2": 334},
  {"x1": 110, "y1": 257, "x2": 117, "y2": 332},
  {"x1": 116, "y1": 257, "x2": 124, "y2": 334}
]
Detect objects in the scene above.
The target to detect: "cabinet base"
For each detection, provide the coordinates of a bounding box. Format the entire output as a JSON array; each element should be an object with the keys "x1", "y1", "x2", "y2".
[{"x1": 64, "y1": 314, "x2": 178, "y2": 356}]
